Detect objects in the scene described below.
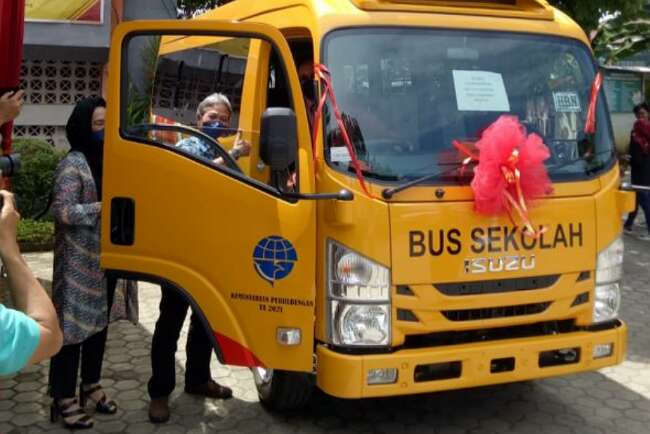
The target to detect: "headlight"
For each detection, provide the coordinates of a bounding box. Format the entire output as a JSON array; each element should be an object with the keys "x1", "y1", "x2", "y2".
[
  {"x1": 593, "y1": 283, "x2": 621, "y2": 323},
  {"x1": 331, "y1": 302, "x2": 390, "y2": 346},
  {"x1": 593, "y1": 237, "x2": 623, "y2": 323},
  {"x1": 327, "y1": 240, "x2": 391, "y2": 346},
  {"x1": 328, "y1": 240, "x2": 390, "y2": 301}
]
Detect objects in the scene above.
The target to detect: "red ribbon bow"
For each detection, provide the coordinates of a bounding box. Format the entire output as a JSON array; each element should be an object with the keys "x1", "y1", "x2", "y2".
[{"x1": 453, "y1": 116, "x2": 552, "y2": 238}]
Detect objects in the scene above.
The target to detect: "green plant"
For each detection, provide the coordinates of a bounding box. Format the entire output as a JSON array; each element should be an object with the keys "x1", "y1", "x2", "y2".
[
  {"x1": 11, "y1": 138, "x2": 65, "y2": 219},
  {"x1": 177, "y1": 0, "x2": 233, "y2": 18},
  {"x1": 17, "y1": 219, "x2": 54, "y2": 245},
  {"x1": 592, "y1": 18, "x2": 650, "y2": 65},
  {"x1": 127, "y1": 36, "x2": 161, "y2": 126},
  {"x1": 127, "y1": 82, "x2": 151, "y2": 126},
  {"x1": 548, "y1": 0, "x2": 647, "y2": 34}
]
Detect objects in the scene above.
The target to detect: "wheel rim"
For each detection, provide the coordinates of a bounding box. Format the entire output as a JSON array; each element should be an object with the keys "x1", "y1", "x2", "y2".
[{"x1": 255, "y1": 367, "x2": 274, "y2": 385}]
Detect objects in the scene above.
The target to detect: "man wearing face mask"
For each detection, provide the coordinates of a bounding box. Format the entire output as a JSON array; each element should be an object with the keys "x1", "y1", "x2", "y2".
[
  {"x1": 175, "y1": 93, "x2": 251, "y2": 164},
  {"x1": 148, "y1": 92, "x2": 246, "y2": 424}
]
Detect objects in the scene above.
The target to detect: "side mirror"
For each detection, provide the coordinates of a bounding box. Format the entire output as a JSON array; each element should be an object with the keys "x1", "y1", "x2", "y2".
[{"x1": 260, "y1": 107, "x2": 297, "y2": 171}]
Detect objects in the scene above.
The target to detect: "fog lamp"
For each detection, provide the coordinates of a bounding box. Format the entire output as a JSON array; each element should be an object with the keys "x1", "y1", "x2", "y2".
[
  {"x1": 367, "y1": 368, "x2": 398, "y2": 385},
  {"x1": 593, "y1": 343, "x2": 613, "y2": 359}
]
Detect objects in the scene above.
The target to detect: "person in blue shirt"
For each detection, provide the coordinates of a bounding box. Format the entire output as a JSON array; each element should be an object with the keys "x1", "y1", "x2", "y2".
[
  {"x1": 0, "y1": 91, "x2": 62, "y2": 376},
  {"x1": 176, "y1": 92, "x2": 250, "y2": 163},
  {"x1": 0, "y1": 189, "x2": 63, "y2": 376}
]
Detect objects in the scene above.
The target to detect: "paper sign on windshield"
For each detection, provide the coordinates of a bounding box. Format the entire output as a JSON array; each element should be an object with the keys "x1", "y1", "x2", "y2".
[
  {"x1": 330, "y1": 147, "x2": 352, "y2": 163},
  {"x1": 553, "y1": 92, "x2": 581, "y2": 113},
  {"x1": 453, "y1": 70, "x2": 510, "y2": 112}
]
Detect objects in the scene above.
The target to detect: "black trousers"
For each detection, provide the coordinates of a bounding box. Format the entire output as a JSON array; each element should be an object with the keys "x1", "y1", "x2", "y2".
[
  {"x1": 147, "y1": 284, "x2": 213, "y2": 399},
  {"x1": 49, "y1": 278, "x2": 116, "y2": 399},
  {"x1": 625, "y1": 191, "x2": 650, "y2": 233}
]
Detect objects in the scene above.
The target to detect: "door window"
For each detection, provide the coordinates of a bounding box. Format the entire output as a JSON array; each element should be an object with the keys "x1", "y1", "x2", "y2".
[{"x1": 121, "y1": 33, "x2": 298, "y2": 188}]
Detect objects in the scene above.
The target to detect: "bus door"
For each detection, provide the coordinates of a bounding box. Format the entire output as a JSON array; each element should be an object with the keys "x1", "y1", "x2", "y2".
[{"x1": 102, "y1": 20, "x2": 316, "y2": 371}]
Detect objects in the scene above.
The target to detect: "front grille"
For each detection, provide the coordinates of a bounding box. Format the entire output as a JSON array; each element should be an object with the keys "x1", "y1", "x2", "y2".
[
  {"x1": 396, "y1": 285, "x2": 415, "y2": 296},
  {"x1": 441, "y1": 302, "x2": 551, "y2": 321},
  {"x1": 571, "y1": 292, "x2": 590, "y2": 307},
  {"x1": 435, "y1": 275, "x2": 559, "y2": 296},
  {"x1": 397, "y1": 309, "x2": 419, "y2": 322},
  {"x1": 403, "y1": 319, "x2": 576, "y2": 349}
]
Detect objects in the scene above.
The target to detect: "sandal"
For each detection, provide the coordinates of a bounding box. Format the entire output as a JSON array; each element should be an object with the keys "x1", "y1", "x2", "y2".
[
  {"x1": 50, "y1": 398, "x2": 94, "y2": 429},
  {"x1": 80, "y1": 383, "x2": 118, "y2": 414}
]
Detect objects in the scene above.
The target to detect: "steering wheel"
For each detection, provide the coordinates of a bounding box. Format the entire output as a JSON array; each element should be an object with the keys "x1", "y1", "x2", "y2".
[
  {"x1": 547, "y1": 139, "x2": 579, "y2": 164},
  {"x1": 365, "y1": 139, "x2": 416, "y2": 154},
  {"x1": 127, "y1": 123, "x2": 243, "y2": 174}
]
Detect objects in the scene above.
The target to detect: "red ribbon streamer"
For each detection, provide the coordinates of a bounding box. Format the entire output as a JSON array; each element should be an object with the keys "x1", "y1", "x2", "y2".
[
  {"x1": 500, "y1": 150, "x2": 545, "y2": 239},
  {"x1": 311, "y1": 64, "x2": 375, "y2": 199},
  {"x1": 452, "y1": 140, "x2": 478, "y2": 178},
  {"x1": 584, "y1": 71, "x2": 602, "y2": 135}
]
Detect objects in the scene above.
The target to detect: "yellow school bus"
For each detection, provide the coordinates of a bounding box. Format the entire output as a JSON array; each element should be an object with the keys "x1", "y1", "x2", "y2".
[{"x1": 103, "y1": 0, "x2": 634, "y2": 410}]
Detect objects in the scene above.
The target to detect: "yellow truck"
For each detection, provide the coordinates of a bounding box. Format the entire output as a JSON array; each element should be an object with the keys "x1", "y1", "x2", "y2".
[{"x1": 102, "y1": 0, "x2": 634, "y2": 410}]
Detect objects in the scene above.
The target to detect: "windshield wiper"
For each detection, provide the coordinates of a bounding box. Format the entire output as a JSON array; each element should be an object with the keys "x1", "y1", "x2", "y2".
[
  {"x1": 382, "y1": 148, "x2": 614, "y2": 200},
  {"x1": 382, "y1": 164, "x2": 465, "y2": 199},
  {"x1": 547, "y1": 149, "x2": 614, "y2": 174}
]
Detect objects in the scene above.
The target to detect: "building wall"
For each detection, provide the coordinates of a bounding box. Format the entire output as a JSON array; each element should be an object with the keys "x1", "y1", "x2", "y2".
[
  {"x1": 15, "y1": 0, "x2": 176, "y2": 149},
  {"x1": 23, "y1": 0, "x2": 112, "y2": 62},
  {"x1": 16, "y1": 0, "x2": 112, "y2": 148},
  {"x1": 619, "y1": 51, "x2": 650, "y2": 68},
  {"x1": 123, "y1": 0, "x2": 176, "y2": 20},
  {"x1": 14, "y1": 59, "x2": 104, "y2": 148}
]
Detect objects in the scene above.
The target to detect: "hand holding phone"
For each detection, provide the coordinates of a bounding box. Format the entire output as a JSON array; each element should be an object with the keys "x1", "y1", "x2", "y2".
[
  {"x1": 0, "y1": 188, "x2": 20, "y2": 260},
  {"x1": 0, "y1": 89, "x2": 25, "y2": 125},
  {"x1": 0, "y1": 86, "x2": 20, "y2": 97}
]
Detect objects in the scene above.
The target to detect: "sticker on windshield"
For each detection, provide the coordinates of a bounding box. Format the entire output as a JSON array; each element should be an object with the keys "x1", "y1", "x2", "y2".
[
  {"x1": 453, "y1": 70, "x2": 510, "y2": 112},
  {"x1": 553, "y1": 92, "x2": 581, "y2": 113},
  {"x1": 330, "y1": 147, "x2": 352, "y2": 163}
]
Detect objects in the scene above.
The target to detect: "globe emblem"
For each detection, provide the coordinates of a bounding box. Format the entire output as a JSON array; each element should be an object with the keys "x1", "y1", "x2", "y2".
[{"x1": 253, "y1": 236, "x2": 298, "y2": 286}]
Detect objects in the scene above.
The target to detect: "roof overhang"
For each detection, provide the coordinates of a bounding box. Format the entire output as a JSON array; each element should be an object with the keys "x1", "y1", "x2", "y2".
[
  {"x1": 601, "y1": 65, "x2": 650, "y2": 75},
  {"x1": 347, "y1": 0, "x2": 555, "y2": 20}
]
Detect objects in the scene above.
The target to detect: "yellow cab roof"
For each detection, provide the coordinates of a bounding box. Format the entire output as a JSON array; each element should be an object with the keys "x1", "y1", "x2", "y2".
[{"x1": 190, "y1": 0, "x2": 591, "y2": 49}]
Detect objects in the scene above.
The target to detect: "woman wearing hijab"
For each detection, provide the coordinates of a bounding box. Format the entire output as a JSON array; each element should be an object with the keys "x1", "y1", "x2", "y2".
[{"x1": 48, "y1": 97, "x2": 116, "y2": 429}]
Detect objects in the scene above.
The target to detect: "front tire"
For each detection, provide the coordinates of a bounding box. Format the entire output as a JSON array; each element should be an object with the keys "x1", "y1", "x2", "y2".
[{"x1": 252, "y1": 367, "x2": 313, "y2": 411}]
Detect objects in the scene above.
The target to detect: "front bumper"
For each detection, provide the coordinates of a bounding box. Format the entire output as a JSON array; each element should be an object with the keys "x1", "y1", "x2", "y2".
[{"x1": 316, "y1": 320, "x2": 626, "y2": 399}]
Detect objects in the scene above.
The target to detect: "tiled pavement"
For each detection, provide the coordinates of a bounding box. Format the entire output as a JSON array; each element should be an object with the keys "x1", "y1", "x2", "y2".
[{"x1": 1, "y1": 226, "x2": 650, "y2": 434}]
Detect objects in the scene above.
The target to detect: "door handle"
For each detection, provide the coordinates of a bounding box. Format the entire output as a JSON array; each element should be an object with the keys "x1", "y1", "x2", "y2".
[{"x1": 110, "y1": 197, "x2": 135, "y2": 245}]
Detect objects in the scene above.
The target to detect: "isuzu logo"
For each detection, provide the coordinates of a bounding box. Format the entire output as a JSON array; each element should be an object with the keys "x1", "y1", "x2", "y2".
[{"x1": 464, "y1": 255, "x2": 536, "y2": 274}]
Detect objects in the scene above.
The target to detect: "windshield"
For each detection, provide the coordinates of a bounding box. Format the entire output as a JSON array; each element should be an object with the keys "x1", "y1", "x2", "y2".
[{"x1": 322, "y1": 28, "x2": 614, "y2": 183}]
